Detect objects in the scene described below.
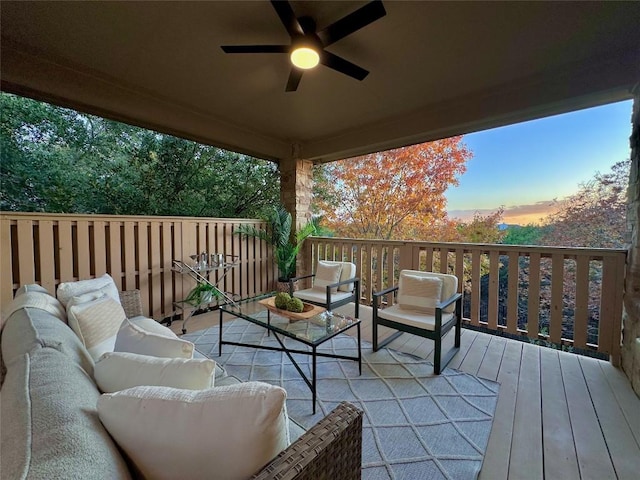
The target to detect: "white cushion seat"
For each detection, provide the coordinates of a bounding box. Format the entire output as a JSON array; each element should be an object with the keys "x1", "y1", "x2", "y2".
[
  {"x1": 294, "y1": 289, "x2": 353, "y2": 305},
  {"x1": 376, "y1": 305, "x2": 455, "y2": 331}
]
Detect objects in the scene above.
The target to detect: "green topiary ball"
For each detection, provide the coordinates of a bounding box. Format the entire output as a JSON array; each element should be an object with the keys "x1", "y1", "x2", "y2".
[
  {"x1": 286, "y1": 297, "x2": 304, "y2": 313},
  {"x1": 274, "y1": 292, "x2": 291, "y2": 309}
]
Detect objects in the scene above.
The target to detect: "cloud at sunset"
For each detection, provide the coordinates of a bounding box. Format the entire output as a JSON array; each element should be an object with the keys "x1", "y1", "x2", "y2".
[{"x1": 448, "y1": 200, "x2": 560, "y2": 225}]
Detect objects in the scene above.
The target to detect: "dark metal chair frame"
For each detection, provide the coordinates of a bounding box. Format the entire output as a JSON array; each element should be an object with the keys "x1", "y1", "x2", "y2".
[{"x1": 372, "y1": 285, "x2": 462, "y2": 374}]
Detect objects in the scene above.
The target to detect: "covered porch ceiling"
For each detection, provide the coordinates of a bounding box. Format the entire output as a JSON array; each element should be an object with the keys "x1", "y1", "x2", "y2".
[{"x1": 1, "y1": 1, "x2": 639, "y2": 164}]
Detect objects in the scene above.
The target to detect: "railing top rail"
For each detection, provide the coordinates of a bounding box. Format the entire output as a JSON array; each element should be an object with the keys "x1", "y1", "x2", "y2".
[
  {"x1": 310, "y1": 236, "x2": 627, "y2": 257},
  {"x1": 0, "y1": 212, "x2": 265, "y2": 224}
]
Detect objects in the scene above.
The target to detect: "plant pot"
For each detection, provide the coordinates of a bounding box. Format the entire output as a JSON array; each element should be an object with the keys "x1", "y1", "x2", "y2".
[{"x1": 276, "y1": 280, "x2": 298, "y2": 293}]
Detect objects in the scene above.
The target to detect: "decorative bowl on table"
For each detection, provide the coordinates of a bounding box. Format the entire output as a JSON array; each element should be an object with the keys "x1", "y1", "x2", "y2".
[{"x1": 258, "y1": 296, "x2": 326, "y2": 321}]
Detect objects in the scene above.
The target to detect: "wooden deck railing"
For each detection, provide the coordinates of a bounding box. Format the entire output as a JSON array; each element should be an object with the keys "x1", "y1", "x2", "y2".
[
  {"x1": 308, "y1": 237, "x2": 627, "y2": 364},
  {"x1": 1, "y1": 213, "x2": 626, "y2": 364},
  {"x1": 1, "y1": 212, "x2": 276, "y2": 321}
]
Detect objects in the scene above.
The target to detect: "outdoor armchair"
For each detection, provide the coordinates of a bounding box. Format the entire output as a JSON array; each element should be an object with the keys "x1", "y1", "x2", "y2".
[
  {"x1": 290, "y1": 261, "x2": 360, "y2": 318},
  {"x1": 372, "y1": 270, "x2": 462, "y2": 374}
]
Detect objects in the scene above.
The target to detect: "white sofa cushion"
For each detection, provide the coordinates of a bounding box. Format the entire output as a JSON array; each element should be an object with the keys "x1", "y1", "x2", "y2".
[
  {"x1": 56, "y1": 274, "x2": 120, "y2": 308},
  {"x1": 67, "y1": 294, "x2": 127, "y2": 361},
  {"x1": 115, "y1": 318, "x2": 194, "y2": 359},
  {"x1": 398, "y1": 273, "x2": 442, "y2": 314},
  {"x1": 313, "y1": 261, "x2": 342, "y2": 293},
  {"x1": 97, "y1": 382, "x2": 290, "y2": 480},
  {"x1": 95, "y1": 351, "x2": 215, "y2": 393},
  {"x1": 1, "y1": 291, "x2": 66, "y2": 327}
]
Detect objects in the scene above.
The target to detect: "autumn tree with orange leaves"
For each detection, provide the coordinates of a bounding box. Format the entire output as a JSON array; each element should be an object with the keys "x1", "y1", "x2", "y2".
[{"x1": 313, "y1": 137, "x2": 471, "y2": 240}]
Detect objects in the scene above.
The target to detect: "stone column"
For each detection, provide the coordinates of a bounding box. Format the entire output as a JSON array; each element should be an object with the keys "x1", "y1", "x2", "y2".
[
  {"x1": 279, "y1": 150, "x2": 314, "y2": 285},
  {"x1": 622, "y1": 87, "x2": 640, "y2": 397}
]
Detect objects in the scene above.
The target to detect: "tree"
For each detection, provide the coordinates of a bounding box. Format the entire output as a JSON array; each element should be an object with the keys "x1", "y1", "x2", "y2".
[
  {"x1": 502, "y1": 224, "x2": 548, "y2": 245},
  {"x1": 0, "y1": 93, "x2": 280, "y2": 218},
  {"x1": 312, "y1": 137, "x2": 471, "y2": 240},
  {"x1": 541, "y1": 160, "x2": 629, "y2": 248}
]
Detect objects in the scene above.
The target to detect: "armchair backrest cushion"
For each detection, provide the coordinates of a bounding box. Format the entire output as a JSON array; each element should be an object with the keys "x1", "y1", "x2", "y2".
[
  {"x1": 398, "y1": 270, "x2": 458, "y2": 314},
  {"x1": 315, "y1": 261, "x2": 357, "y2": 293},
  {"x1": 312, "y1": 261, "x2": 343, "y2": 293}
]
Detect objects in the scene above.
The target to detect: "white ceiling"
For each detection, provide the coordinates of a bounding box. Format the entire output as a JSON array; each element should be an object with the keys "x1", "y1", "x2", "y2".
[{"x1": 2, "y1": 1, "x2": 639, "y2": 163}]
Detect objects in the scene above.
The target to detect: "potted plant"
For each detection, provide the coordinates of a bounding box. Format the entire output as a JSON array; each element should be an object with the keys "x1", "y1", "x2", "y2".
[
  {"x1": 235, "y1": 205, "x2": 316, "y2": 291},
  {"x1": 183, "y1": 282, "x2": 222, "y2": 307}
]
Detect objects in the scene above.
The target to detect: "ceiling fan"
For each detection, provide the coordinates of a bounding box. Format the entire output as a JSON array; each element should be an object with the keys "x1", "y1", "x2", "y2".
[{"x1": 220, "y1": 0, "x2": 386, "y2": 92}]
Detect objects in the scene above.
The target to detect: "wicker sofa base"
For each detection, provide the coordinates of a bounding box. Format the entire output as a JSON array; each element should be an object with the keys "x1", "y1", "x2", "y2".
[{"x1": 252, "y1": 401, "x2": 363, "y2": 480}]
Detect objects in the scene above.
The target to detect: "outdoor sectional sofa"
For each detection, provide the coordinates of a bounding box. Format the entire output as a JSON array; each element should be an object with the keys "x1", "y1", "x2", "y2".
[{"x1": 0, "y1": 281, "x2": 363, "y2": 480}]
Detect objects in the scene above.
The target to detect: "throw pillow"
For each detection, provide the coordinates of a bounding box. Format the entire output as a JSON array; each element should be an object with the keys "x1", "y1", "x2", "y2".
[
  {"x1": 56, "y1": 273, "x2": 120, "y2": 308},
  {"x1": 97, "y1": 382, "x2": 290, "y2": 480},
  {"x1": 114, "y1": 318, "x2": 194, "y2": 359},
  {"x1": 398, "y1": 273, "x2": 443, "y2": 315},
  {"x1": 95, "y1": 351, "x2": 215, "y2": 393},
  {"x1": 129, "y1": 316, "x2": 177, "y2": 337},
  {"x1": 14, "y1": 283, "x2": 50, "y2": 297},
  {"x1": 67, "y1": 295, "x2": 127, "y2": 361},
  {"x1": 312, "y1": 261, "x2": 342, "y2": 293}
]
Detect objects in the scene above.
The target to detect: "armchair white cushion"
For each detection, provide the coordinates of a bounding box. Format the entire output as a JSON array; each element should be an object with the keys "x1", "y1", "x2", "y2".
[{"x1": 312, "y1": 261, "x2": 342, "y2": 293}]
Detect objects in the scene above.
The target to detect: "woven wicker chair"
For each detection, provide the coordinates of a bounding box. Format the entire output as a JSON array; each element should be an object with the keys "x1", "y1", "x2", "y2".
[{"x1": 118, "y1": 290, "x2": 364, "y2": 479}]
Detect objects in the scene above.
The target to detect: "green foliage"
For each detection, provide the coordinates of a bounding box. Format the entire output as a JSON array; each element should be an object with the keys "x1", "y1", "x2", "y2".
[
  {"x1": 274, "y1": 292, "x2": 291, "y2": 309},
  {"x1": 502, "y1": 224, "x2": 548, "y2": 245},
  {"x1": 286, "y1": 297, "x2": 304, "y2": 313},
  {"x1": 0, "y1": 93, "x2": 279, "y2": 217},
  {"x1": 183, "y1": 283, "x2": 222, "y2": 306},
  {"x1": 234, "y1": 206, "x2": 316, "y2": 280}
]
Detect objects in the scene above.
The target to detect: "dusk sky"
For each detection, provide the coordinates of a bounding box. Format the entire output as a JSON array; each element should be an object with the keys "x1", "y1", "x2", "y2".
[{"x1": 445, "y1": 99, "x2": 633, "y2": 225}]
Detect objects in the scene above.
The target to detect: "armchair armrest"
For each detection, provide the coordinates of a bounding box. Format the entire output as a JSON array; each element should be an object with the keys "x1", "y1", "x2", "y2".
[
  {"x1": 436, "y1": 292, "x2": 462, "y2": 310},
  {"x1": 325, "y1": 277, "x2": 360, "y2": 310},
  {"x1": 326, "y1": 276, "x2": 360, "y2": 291},
  {"x1": 290, "y1": 274, "x2": 315, "y2": 294},
  {"x1": 251, "y1": 401, "x2": 363, "y2": 480},
  {"x1": 372, "y1": 285, "x2": 399, "y2": 299},
  {"x1": 290, "y1": 273, "x2": 315, "y2": 283}
]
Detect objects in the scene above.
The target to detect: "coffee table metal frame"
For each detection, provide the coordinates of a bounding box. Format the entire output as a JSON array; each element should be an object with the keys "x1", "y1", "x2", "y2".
[{"x1": 219, "y1": 295, "x2": 361, "y2": 414}]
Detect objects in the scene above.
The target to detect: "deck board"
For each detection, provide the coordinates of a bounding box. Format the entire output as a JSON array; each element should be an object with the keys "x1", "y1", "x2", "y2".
[
  {"x1": 508, "y1": 342, "x2": 544, "y2": 480},
  {"x1": 478, "y1": 339, "x2": 522, "y2": 480},
  {"x1": 579, "y1": 355, "x2": 640, "y2": 480},
  {"x1": 539, "y1": 346, "x2": 581, "y2": 480},
  {"x1": 173, "y1": 305, "x2": 640, "y2": 480},
  {"x1": 560, "y1": 351, "x2": 618, "y2": 480}
]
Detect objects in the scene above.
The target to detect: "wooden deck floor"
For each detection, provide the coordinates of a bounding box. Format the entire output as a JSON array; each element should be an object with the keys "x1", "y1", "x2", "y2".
[{"x1": 170, "y1": 304, "x2": 640, "y2": 480}]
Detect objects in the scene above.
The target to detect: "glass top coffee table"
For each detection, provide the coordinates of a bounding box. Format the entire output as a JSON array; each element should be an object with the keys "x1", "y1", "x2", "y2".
[{"x1": 219, "y1": 294, "x2": 361, "y2": 414}]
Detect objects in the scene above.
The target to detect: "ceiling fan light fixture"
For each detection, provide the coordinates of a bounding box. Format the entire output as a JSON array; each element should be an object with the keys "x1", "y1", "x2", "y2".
[{"x1": 290, "y1": 46, "x2": 319, "y2": 69}]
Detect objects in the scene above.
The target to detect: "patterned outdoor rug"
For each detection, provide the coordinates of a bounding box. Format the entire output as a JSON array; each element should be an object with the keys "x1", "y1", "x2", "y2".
[{"x1": 184, "y1": 320, "x2": 500, "y2": 480}]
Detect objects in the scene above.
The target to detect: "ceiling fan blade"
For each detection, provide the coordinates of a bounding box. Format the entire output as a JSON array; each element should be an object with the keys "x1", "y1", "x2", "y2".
[
  {"x1": 270, "y1": 0, "x2": 304, "y2": 37},
  {"x1": 221, "y1": 45, "x2": 289, "y2": 54},
  {"x1": 285, "y1": 68, "x2": 303, "y2": 92},
  {"x1": 320, "y1": 51, "x2": 369, "y2": 81},
  {"x1": 317, "y1": 0, "x2": 386, "y2": 47}
]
